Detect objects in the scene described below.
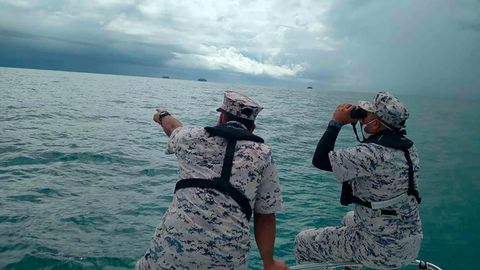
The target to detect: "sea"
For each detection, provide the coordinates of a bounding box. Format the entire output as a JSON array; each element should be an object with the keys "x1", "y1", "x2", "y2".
[{"x1": 0, "y1": 67, "x2": 478, "y2": 269}]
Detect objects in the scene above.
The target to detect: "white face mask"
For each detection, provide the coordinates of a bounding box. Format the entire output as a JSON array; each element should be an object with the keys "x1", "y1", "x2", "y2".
[{"x1": 361, "y1": 119, "x2": 377, "y2": 139}]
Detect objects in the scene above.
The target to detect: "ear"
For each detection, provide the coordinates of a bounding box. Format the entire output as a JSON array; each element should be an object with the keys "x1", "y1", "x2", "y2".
[
  {"x1": 218, "y1": 113, "x2": 225, "y2": 124},
  {"x1": 373, "y1": 119, "x2": 384, "y2": 132},
  {"x1": 248, "y1": 123, "x2": 256, "y2": 133}
]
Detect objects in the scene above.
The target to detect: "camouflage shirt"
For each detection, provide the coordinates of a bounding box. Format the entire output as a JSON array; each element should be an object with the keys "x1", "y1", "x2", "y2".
[
  {"x1": 329, "y1": 143, "x2": 423, "y2": 240},
  {"x1": 136, "y1": 121, "x2": 283, "y2": 270}
]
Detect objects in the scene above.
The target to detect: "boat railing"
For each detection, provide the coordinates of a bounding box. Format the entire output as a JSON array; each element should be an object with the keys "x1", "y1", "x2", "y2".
[{"x1": 290, "y1": 259, "x2": 442, "y2": 270}]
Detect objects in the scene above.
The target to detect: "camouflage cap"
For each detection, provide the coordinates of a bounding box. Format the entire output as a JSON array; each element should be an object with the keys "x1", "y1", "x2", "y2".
[
  {"x1": 216, "y1": 91, "x2": 263, "y2": 121},
  {"x1": 358, "y1": 91, "x2": 409, "y2": 129}
]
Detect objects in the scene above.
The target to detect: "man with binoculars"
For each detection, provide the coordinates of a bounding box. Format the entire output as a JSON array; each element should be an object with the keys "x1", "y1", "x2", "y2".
[{"x1": 295, "y1": 92, "x2": 423, "y2": 269}]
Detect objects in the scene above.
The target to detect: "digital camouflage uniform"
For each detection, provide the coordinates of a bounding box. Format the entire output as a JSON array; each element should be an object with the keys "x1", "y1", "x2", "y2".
[
  {"x1": 295, "y1": 92, "x2": 423, "y2": 269},
  {"x1": 137, "y1": 92, "x2": 283, "y2": 270}
]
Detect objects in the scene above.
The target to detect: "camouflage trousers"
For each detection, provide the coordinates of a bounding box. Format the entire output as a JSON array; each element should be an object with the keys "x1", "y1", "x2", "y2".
[
  {"x1": 135, "y1": 213, "x2": 250, "y2": 270},
  {"x1": 294, "y1": 211, "x2": 422, "y2": 269}
]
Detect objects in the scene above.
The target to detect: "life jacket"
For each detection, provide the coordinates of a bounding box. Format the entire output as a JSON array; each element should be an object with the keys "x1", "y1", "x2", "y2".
[
  {"x1": 174, "y1": 122, "x2": 264, "y2": 222},
  {"x1": 340, "y1": 130, "x2": 421, "y2": 215}
]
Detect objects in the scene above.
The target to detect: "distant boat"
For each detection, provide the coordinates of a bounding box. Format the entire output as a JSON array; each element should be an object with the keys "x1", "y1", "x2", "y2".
[
  {"x1": 307, "y1": 86, "x2": 313, "y2": 89},
  {"x1": 197, "y1": 78, "x2": 207, "y2": 82},
  {"x1": 162, "y1": 76, "x2": 170, "y2": 79}
]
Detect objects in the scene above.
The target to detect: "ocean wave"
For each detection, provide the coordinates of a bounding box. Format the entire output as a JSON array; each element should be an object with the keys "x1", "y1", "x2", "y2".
[{"x1": 0, "y1": 151, "x2": 148, "y2": 167}]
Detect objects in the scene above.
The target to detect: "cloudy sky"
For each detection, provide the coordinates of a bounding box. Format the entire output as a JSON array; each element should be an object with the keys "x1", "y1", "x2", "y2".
[{"x1": 0, "y1": 0, "x2": 479, "y2": 96}]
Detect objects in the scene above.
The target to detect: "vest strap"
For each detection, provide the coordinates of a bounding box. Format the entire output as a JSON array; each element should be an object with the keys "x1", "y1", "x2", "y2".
[
  {"x1": 404, "y1": 149, "x2": 421, "y2": 204},
  {"x1": 175, "y1": 178, "x2": 253, "y2": 221},
  {"x1": 220, "y1": 139, "x2": 236, "y2": 180}
]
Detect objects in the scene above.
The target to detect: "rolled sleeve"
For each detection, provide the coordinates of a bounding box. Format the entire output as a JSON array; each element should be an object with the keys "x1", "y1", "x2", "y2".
[
  {"x1": 328, "y1": 144, "x2": 376, "y2": 183},
  {"x1": 254, "y1": 155, "x2": 284, "y2": 214},
  {"x1": 165, "y1": 127, "x2": 183, "y2": 154}
]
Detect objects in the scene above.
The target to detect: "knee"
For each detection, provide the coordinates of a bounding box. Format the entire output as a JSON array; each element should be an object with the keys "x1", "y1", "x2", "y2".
[
  {"x1": 294, "y1": 231, "x2": 308, "y2": 262},
  {"x1": 135, "y1": 259, "x2": 146, "y2": 270},
  {"x1": 342, "y1": 211, "x2": 355, "y2": 227},
  {"x1": 294, "y1": 230, "x2": 311, "y2": 248},
  {"x1": 294, "y1": 228, "x2": 326, "y2": 263},
  {"x1": 294, "y1": 228, "x2": 322, "y2": 257}
]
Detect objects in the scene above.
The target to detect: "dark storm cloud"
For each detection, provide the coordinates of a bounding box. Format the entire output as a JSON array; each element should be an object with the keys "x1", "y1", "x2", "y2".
[
  {"x1": 321, "y1": 0, "x2": 480, "y2": 96},
  {"x1": 0, "y1": 0, "x2": 478, "y2": 97}
]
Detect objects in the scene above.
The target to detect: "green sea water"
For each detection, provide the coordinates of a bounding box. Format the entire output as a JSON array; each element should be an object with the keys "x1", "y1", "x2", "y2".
[{"x1": 1, "y1": 67, "x2": 478, "y2": 269}]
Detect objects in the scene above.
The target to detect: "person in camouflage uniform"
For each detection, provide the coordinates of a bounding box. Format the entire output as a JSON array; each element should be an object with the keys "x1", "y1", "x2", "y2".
[
  {"x1": 136, "y1": 91, "x2": 288, "y2": 270},
  {"x1": 295, "y1": 92, "x2": 423, "y2": 269}
]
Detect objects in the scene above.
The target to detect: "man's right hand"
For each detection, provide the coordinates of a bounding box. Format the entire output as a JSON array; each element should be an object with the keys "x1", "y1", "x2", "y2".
[
  {"x1": 153, "y1": 108, "x2": 168, "y2": 125},
  {"x1": 264, "y1": 259, "x2": 289, "y2": 270},
  {"x1": 153, "y1": 108, "x2": 182, "y2": 137},
  {"x1": 332, "y1": 103, "x2": 356, "y2": 125}
]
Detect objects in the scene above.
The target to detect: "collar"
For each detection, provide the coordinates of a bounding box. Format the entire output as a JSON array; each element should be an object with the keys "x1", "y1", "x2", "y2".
[{"x1": 225, "y1": 121, "x2": 248, "y2": 130}]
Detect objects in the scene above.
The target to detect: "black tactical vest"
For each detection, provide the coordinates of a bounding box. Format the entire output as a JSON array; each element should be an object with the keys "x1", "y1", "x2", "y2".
[
  {"x1": 174, "y1": 122, "x2": 264, "y2": 222},
  {"x1": 340, "y1": 130, "x2": 421, "y2": 215}
]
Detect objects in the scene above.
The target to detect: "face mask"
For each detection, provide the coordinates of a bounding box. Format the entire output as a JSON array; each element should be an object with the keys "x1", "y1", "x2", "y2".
[{"x1": 361, "y1": 119, "x2": 377, "y2": 139}]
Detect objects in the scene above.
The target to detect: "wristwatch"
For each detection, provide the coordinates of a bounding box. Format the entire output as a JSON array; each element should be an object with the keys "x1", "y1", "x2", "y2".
[
  {"x1": 328, "y1": 120, "x2": 343, "y2": 130},
  {"x1": 159, "y1": 111, "x2": 171, "y2": 119}
]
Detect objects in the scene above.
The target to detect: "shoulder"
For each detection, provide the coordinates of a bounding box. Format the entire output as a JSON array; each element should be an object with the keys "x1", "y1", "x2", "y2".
[
  {"x1": 167, "y1": 127, "x2": 209, "y2": 153},
  {"x1": 409, "y1": 145, "x2": 419, "y2": 155},
  {"x1": 237, "y1": 140, "x2": 273, "y2": 161},
  {"x1": 171, "y1": 127, "x2": 208, "y2": 140},
  {"x1": 334, "y1": 143, "x2": 383, "y2": 158},
  {"x1": 407, "y1": 145, "x2": 420, "y2": 165},
  {"x1": 238, "y1": 139, "x2": 272, "y2": 152}
]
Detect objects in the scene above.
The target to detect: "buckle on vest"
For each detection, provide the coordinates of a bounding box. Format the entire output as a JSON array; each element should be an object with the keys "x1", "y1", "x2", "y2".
[{"x1": 370, "y1": 193, "x2": 408, "y2": 209}]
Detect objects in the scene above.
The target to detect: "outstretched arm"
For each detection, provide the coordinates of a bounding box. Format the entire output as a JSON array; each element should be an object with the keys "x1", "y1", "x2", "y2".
[
  {"x1": 254, "y1": 212, "x2": 289, "y2": 270},
  {"x1": 153, "y1": 108, "x2": 182, "y2": 137}
]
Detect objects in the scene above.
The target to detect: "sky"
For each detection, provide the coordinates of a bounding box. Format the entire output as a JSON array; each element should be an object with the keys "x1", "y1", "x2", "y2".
[{"x1": 0, "y1": 0, "x2": 479, "y2": 97}]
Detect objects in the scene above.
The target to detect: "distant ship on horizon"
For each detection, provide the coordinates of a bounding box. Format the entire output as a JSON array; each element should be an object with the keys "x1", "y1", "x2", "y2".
[{"x1": 197, "y1": 78, "x2": 207, "y2": 82}]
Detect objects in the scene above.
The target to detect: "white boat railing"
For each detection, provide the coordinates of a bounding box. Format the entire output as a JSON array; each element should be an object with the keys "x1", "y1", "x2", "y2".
[{"x1": 290, "y1": 259, "x2": 442, "y2": 270}]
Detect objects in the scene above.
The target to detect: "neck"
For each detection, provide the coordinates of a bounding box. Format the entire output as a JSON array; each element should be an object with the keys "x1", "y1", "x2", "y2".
[{"x1": 222, "y1": 120, "x2": 248, "y2": 129}]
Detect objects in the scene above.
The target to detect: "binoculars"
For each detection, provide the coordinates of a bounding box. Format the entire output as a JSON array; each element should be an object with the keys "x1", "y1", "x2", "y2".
[{"x1": 350, "y1": 107, "x2": 368, "y2": 119}]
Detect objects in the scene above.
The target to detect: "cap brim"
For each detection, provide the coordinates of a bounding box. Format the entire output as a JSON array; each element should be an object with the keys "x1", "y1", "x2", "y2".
[
  {"x1": 357, "y1": 101, "x2": 374, "y2": 112},
  {"x1": 216, "y1": 108, "x2": 223, "y2": 112}
]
